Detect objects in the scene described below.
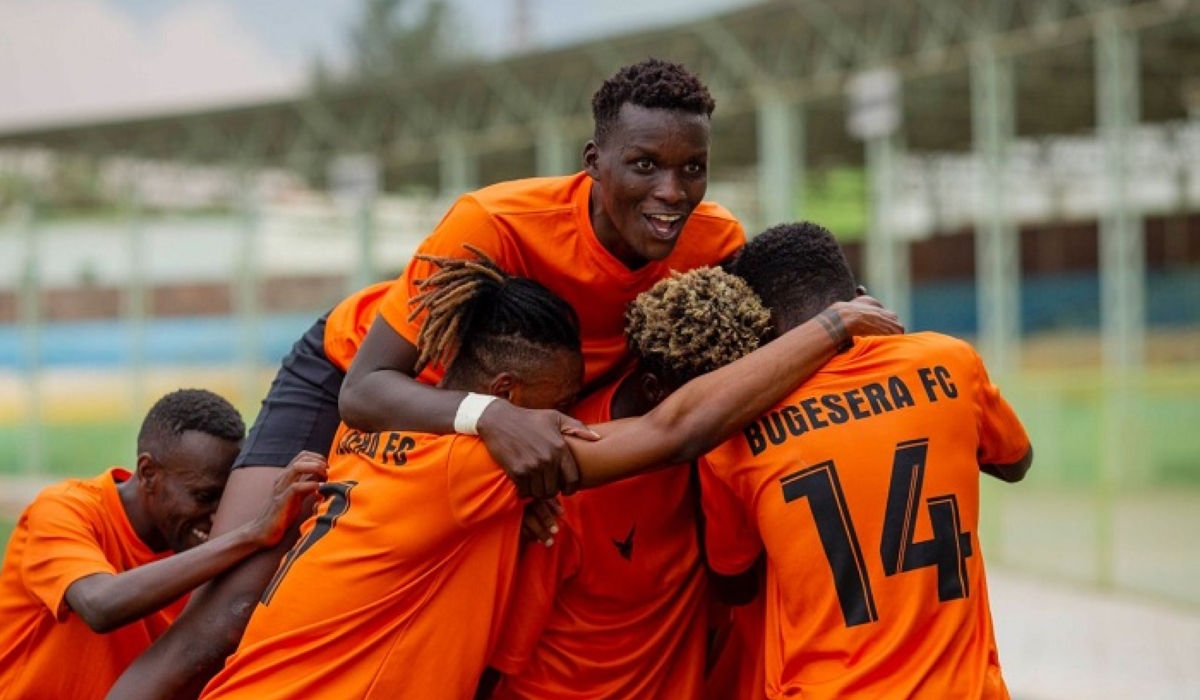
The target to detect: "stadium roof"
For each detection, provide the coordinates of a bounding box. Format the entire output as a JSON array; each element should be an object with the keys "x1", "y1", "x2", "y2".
[{"x1": 3, "y1": 0, "x2": 1200, "y2": 188}]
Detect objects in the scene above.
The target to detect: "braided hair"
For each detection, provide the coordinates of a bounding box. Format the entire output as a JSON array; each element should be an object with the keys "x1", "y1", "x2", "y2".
[
  {"x1": 625, "y1": 266, "x2": 771, "y2": 389},
  {"x1": 592, "y1": 57, "x2": 716, "y2": 145},
  {"x1": 408, "y1": 244, "x2": 582, "y2": 388}
]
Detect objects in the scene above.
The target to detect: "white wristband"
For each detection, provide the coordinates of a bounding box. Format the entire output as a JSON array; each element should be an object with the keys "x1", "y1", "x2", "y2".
[{"x1": 454, "y1": 392, "x2": 498, "y2": 435}]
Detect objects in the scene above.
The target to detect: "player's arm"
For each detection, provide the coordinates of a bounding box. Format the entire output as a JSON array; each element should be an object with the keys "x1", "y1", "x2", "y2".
[
  {"x1": 341, "y1": 315, "x2": 595, "y2": 500},
  {"x1": 981, "y1": 445, "x2": 1034, "y2": 483},
  {"x1": 104, "y1": 463, "x2": 323, "y2": 700},
  {"x1": 569, "y1": 297, "x2": 902, "y2": 487},
  {"x1": 65, "y1": 454, "x2": 325, "y2": 634}
]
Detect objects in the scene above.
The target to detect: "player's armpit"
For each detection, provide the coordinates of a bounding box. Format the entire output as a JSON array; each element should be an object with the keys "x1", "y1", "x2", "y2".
[
  {"x1": 707, "y1": 553, "x2": 764, "y2": 607},
  {"x1": 981, "y1": 445, "x2": 1034, "y2": 483}
]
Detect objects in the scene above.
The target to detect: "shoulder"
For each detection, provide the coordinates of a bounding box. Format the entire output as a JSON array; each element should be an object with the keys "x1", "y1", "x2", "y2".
[{"x1": 465, "y1": 174, "x2": 581, "y2": 215}]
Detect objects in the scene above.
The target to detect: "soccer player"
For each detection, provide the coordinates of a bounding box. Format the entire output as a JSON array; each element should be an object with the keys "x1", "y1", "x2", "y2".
[
  {"x1": 198, "y1": 247, "x2": 900, "y2": 700},
  {"x1": 701, "y1": 222, "x2": 1034, "y2": 699},
  {"x1": 109, "y1": 58, "x2": 898, "y2": 699},
  {"x1": 0, "y1": 389, "x2": 325, "y2": 700},
  {"x1": 486, "y1": 267, "x2": 772, "y2": 700}
]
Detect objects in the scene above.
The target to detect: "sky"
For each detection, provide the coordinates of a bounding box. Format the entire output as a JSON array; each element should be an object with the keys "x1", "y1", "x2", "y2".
[{"x1": 0, "y1": 0, "x2": 756, "y2": 132}]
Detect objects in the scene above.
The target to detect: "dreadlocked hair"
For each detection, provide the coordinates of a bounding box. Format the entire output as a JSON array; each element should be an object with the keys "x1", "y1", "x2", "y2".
[
  {"x1": 408, "y1": 244, "x2": 581, "y2": 387},
  {"x1": 592, "y1": 57, "x2": 716, "y2": 145},
  {"x1": 626, "y1": 266, "x2": 771, "y2": 389},
  {"x1": 137, "y1": 388, "x2": 245, "y2": 457},
  {"x1": 730, "y1": 221, "x2": 857, "y2": 333}
]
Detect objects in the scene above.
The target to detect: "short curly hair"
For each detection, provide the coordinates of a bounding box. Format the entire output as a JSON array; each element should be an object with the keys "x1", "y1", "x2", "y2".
[
  {"x1": 729, "y1": 221, "x2": 857, "y2": 333},
  {"x1": 137, "y1": 388, "x2": 245, "y2": 456},
  {"x1": 626, "y1": 266, "x2": 770, "y2": 389},
  {"x1": 591, "y1": 57, "x2": 716, "y2": 144}
]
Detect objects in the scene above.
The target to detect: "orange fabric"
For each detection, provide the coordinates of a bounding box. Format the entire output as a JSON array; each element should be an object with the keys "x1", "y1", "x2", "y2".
[
  {"x1": 200, "y1": 426, "x2": 525, "y2": 700},
  {"x1": 0, "y1": 469, "x2": 185, "y2": 700},
  {"x1": 491, "y1": 378, "x2": 709, "y2": 700},
  {"x1": 700, "y1": 333, "x2": 1029, "y2": 700},
  {"x1": 323, "y1": 280, "x2": 392, "y2": 372},
  {"x1": 377, "y1": 173, "x2": 745, "y2": 388},
  {"x1": 703, "y1": 595, "x2": 768, "y2": 700}
]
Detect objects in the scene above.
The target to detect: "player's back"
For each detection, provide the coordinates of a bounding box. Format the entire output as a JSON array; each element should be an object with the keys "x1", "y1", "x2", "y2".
[{"x1": 702, "y1": 332, "x2": 1029, "y2": 700}]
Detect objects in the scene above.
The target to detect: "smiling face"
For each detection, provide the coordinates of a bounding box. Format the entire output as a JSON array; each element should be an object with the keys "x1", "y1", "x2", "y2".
[
  {"x1": 584, "y1": 103, "x2": 711, "y2": 270},
  {"x1": 144, "y1": 430, "x2": 242, "y2": 552}
]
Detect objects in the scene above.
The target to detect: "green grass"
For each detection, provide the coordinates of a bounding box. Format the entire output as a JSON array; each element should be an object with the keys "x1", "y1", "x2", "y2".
[{"x1": 0, "y1": 420, "x2": 137, "y2": 479}]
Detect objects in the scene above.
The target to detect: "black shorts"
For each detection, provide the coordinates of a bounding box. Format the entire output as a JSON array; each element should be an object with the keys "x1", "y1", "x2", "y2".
[{"x1": 233, "y1": 313, "x2": 345, "y2": 469}]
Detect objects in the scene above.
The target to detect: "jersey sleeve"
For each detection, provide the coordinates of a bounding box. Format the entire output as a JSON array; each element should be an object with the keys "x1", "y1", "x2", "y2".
[
  {"x1": 445, "y1": 436, "x2": 523, "y2": 528},
  {"x1": 970, "y1": 352, "x2": 1032, "y2": 467},
  {"x1": 698, "y1": 457, "x2": 763, "y2": 577},
  {"x1": 20, "y1": 494, "x2": 117, "y2": 621},
  {"x1": 489, "y1": 525, "x2": 581, "y2": 675},
  {"x1": 377, "y1": 195, "x2": 515, "y2": 347}
]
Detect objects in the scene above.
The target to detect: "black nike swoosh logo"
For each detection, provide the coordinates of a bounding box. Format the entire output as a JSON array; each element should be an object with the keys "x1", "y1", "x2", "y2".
[{"x1": 613, "y1": 524, "x2": 635, "y2": 561}]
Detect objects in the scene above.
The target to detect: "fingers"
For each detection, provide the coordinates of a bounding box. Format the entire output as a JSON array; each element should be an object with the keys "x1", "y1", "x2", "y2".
[
  {"x1": 520, "y1": 499, "x2": 560, "y2": 547},
  {"x1": 559, "y1": 417, "x2": 601, "y2": 441}
]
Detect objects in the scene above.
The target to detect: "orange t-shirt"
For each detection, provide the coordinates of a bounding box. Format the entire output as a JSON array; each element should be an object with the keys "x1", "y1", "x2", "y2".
[
  {"x1": 323, "y1": 280, "x2": 392, "y2": 372},
  {"x1": 700, "y1": 333, "x2": 1029, "y2": 700},
  {"x1": 377, "y1": 172, "x2": 745, "y2": 388},
  {"x1": 702, "y1": 595, "x2": 768, "y2": 700},
  {"x1": 0, "y1": 469, "x2": 185, "y2": 700},
  {"x1": 490, "y1": 377, "x2": 709, "y2": 700},
  {"x1": 200, "y1": 426, "x2": 525, "y2": 700}
]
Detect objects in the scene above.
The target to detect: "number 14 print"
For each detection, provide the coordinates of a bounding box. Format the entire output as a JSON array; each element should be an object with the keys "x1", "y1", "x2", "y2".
[{"x1": 781, "y1": 438, "x2": 972, "y2": 627}]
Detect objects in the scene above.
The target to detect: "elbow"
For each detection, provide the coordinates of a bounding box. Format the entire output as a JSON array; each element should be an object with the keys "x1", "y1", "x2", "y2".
[
  {"x1": 984, "y1": 445, "x2": 1034, "y2": 483},
  {"x1": 74, "y1": 604, "x2": 122, "y2": 635},
  {"x1": 337, "y1": 374, "x2": 373, "y2": 430}
]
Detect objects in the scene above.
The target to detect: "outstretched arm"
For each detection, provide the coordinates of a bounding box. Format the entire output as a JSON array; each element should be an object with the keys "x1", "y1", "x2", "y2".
[
  {"x1": 340, "y1": 316, "x2": 595, "y2": 499},
  {"x1": 66, "y1": 453, "x2": 326, "y2": 635},
  {"x1": 570, "y1": 298, "x2": 902, "y2": 487}
]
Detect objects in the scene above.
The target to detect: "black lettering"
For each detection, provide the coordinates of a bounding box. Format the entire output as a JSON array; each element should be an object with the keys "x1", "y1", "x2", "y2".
[
  {"x1": 918, "y1": 367, "x2": 940, "y2": 402},
  {"x1": 800, "y1": 398, "x2": 829, "y2": 429},
  {"x1": 764, "y1": 412, "x2": 788, "y2": 447},
  {"x1": 781, "y1": 405, "x2": 807, "y2": 437},
  {"x1": 888, "y1": 376, "x2": 915, "y2": 409},
  {"x1": 381, "y1": 434, "x2": 416, "y2": 466},
  {"x1": 863, "y1": 383, "x2": 894, "y2": 414},
  {"x1": 745, "y1": 422, "x2": 767, "y2": 456},
  {"x1": 844, "y1": 388, "x2": 870, "y2": 420},
  {"x1": 935, "y1": 366, "x2": 958, "y2": 398},
  {"x1": 821, "y1": 394, "x2": 849, "y2": 424}
]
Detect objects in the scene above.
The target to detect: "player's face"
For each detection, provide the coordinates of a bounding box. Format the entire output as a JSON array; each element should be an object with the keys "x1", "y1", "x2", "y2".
[
  {"x1": 509, "y1": 348, "x2": 583, "y2": 413},
  {"x1": 585, "y1": 104, "x2": 710, "y2": 270},
  {"x1": 147, "y1": 431, "x2": 241, "y2": 552}
]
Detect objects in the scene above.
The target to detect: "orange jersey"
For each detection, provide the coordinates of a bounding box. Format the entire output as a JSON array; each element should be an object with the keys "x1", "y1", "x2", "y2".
[
  {"x1": 0, "y1": 469, "x2": 185, "y2": 700},
  {"x1": 377, "y1": 172, "x2": 745, "y2": 388},
  {"x1": 323, "y1": 280, "x2": 392, "y2": 372},
  {"x1": 700, "y1": 333, "x2": 1029, "y2": 700},
  {"x1": 702, "y1": 595, "x2": 767, "y2": 700},
  {"x1": 491, "y1": 377, "x2": 709, "y2": 700},
  {"x1": 200, "y1": 427, "x2": 525, "y2": 700}
]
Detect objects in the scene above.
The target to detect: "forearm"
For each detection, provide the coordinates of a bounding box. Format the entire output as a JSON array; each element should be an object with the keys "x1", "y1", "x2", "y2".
[
  {"x1": 340, "y1": 368, "x2": 466, "y2": 433},
  {"x1": 574, "y1": 317, "x2": 837, "y2": 488},
  {"x1": 106, "y1": 540, "x2": 295, "y2": 700},
  {"x1": 69, "y1": 526, "x2": 264, "y2": 633}
]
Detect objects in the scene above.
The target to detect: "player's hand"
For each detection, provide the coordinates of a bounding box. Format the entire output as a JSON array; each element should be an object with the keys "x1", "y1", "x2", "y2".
[
  {"x1": 250, "y1": 451, "x2": 328, "y2": 547},
  {"x1": 520, "y1": 498, "x2": 563, "y2": 547},
  {"x1": 477, "y1": 401, "x2": 600, "y2": 499},
  {"x1": 829, "y1": 293, "x2": 905, "y2": 339}
]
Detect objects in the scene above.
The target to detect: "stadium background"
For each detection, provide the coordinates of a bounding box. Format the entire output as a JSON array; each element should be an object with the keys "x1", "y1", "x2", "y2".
[{"x1": 1, "y1": 1, "x2": 1198, "y2": 697}]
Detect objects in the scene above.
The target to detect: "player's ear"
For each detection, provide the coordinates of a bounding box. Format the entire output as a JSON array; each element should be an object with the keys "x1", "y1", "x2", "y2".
[
  {"x1": 583, "y1": 141, "x2": 600, "y2": 180},
  {"x1": 488, "y1": 373, "x2": 517, "y2": 405},
  {"x1": 639, "y1": 372, "x2": 669, "y2": 406},
  {"x1": 136, "y1": 453, "x2": 159, "y2": 493}
]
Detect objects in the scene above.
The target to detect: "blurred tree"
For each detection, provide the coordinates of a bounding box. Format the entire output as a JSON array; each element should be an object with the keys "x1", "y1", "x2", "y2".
[{"x1": 312, "y1": 0, "x2": 467, "y2": 88}]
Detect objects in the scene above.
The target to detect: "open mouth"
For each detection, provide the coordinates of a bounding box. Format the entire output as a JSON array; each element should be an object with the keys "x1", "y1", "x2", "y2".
[
  {"x1": 191, "y1": 527, "x2": 210, "y2": 543},
  {"x1": 645, "y1": 213, "x2": 684, "y2": 240}
]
